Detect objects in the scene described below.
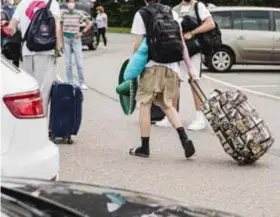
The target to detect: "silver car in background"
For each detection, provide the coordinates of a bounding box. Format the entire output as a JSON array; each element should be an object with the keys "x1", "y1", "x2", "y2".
[{"x1": 204, "y1": 6, "x2": 280, "y2": 72}]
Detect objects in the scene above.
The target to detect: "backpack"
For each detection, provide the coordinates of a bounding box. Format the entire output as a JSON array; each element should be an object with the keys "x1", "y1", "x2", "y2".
[
  {"x1": 139, "y1": 3, "x2": 183, "y2": 63},
  {"x1": 194, "y1": 1, "x2": 222, "y2": 55},
  {"x1": 23, "y1": 0, "x2": 56, "y2": 52}
]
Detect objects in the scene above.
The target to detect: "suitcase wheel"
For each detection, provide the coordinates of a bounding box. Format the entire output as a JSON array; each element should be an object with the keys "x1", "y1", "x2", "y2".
[{"x1": 63, "y1": 137, "x2": 73, "y2": 145}]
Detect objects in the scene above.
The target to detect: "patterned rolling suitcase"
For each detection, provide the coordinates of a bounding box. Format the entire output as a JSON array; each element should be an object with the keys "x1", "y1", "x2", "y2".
[
  {"x1": 190, "y1": 80, "x2": 274, "y2": 165},
  {"x1": 49, "y1": 81, "x2": 83, "y2": 144}
]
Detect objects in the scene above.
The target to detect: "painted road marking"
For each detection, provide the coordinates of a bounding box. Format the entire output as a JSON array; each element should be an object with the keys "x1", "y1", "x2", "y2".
[
  {"x1": 202, "y1": 75, "x2": 280, "y2": 100},
  {"x1": 239, "y1": 84, "x2": 279, "y2": 88}
]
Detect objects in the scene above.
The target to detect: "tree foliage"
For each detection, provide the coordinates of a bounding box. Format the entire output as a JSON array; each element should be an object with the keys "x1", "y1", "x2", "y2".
[{"x1": 92, "y1": 0, "x2": 280, "y2": 27}]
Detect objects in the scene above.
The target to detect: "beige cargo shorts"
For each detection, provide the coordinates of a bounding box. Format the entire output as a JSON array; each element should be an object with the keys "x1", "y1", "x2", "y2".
[{"x1": 136, "y1": 65, "x2": 180, "y2": 109}]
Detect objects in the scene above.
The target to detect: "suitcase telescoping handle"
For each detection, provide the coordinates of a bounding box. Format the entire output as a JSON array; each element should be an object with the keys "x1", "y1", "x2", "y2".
[{"x1": 188, "y1": 78, "x2": 208, "y2": 103}]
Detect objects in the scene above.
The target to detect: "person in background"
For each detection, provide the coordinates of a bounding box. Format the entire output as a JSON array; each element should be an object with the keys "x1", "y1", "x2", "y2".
[
  {"x1": 2, "y1": 0, "x2": 20, "y2": 67},
  {"x1": 96, "y1": 5, "x2": 107, "y2": 49},
  {"x1": 2, "y1": 0, "x2": 16, "y2": 19},
  {"x1": 156, "y1": 0, "x2": 215, "y2": 130},
  {"x1": 8, "y1": 0, "x2": 63, "y2": 116},
  {"x1": 61, "y1": 0, "x2": 93, "y2": 90},
  {"x1": 1, "y1": 9, "x2": 10, "y2": 46}
]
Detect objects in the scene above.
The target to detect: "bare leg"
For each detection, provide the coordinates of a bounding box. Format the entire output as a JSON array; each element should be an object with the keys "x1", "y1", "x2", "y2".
[
  {"x1": 129, "y1": 103, "x2": 152, "y2": 158},
  {"x1": 188, "y1": 80, "x2": 205, "y2": 130},
  {"x1": 139, "y1": 103, "x2": 152, "y2": 137},
  {"x1": 161, "y1": 106, "x2": 182, "y2": 129}
]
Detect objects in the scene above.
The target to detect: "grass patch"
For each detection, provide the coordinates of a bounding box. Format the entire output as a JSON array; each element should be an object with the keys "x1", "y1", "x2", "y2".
[{"x1": 108, "y1": 27, "x2": 131, "y2": 34}]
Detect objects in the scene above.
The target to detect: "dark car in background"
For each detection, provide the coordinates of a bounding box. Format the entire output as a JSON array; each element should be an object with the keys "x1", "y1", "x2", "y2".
[
  {"x1": 60, "y1": 8, "x2": 99, "y2": 50},
  {"x1": 1, "y1": 177, "x2": 244, "y2": 217}
]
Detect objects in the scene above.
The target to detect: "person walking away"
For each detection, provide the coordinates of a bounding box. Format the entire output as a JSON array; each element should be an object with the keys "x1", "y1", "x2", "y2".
[
  {"x1": 2, "y1": 0, "x2": 16, "y2": 18},
  {"x1": 96, "y1": 5, "x2": 107, "y2": 49},
  {"x1": 129, "y1": 0, "x2": 197, "y2": 159},
  {"x1": 174, "y1": 0, "x2": 215, "y2": 131},
  {"x1": 61, "y1": 0, "x2": 93, "y2": 90},
  {"x1": 156, "y1": 0, "x2": 215, "y2": 130},
  {"x1": 2, "y1": 0, "x2": 20, "y2": 67},
  {"x1": 8, "y1": 0, "x2": 63, "y2": 116}
]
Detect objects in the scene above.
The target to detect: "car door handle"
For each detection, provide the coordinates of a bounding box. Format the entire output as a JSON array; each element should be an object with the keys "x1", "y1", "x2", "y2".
[{"x1": 237, "y1": 36, "x2": 245, "y2": 40}]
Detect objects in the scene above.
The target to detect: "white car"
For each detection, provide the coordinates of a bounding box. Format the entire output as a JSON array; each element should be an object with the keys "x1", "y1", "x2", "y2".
[{"x1": 1, "y1": 56, "x2": 59, "y2": 180}]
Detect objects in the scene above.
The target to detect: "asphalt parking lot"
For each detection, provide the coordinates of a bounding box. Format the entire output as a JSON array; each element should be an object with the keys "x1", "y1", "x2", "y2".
[
  {"x1": 56, "y1": 33, "x2": 280, "y2": 217},
  {"x1": 203, "y1": 66, "x2": 280, "y2": 98}
]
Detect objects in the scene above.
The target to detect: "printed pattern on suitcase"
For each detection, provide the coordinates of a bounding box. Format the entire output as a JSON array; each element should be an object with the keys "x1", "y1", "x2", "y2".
[{"x1": 201, "y1": 89, "x2": 274, "y2": 164}]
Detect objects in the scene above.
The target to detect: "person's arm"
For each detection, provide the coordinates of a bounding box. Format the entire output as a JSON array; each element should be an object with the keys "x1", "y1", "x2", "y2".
[
  {"x1": 181, "y1": 33, "x2": 196, "y2": 79},
  {"x1": 83, "y1": 18, "x2": 93, "y2": 33},
  {"x1": 77, "y1": 13, "x2": 93, "y2": 38},
  {"x1": 103, "y1": 13, "x2": 108, "y2": 29},
  {"x1": 191, "y1": 16, "x2": 215, "y2": 36},
  {"x1": 7, "y1": 3, "x2": 21, "y2": 36},
  {"x1": 133, "y1": 35, "x2": 143, "y2": 53},
  {"x1": 184, "y1": 3, "x2": 215, "y2": 39},
  {"x1": 51, "y1": 2, "x2": 63, "y2": 51},
  {"x1": 131, "y1": 12, "x2": 145, "y2": 53},
  {"x1": 55, "y1": 15, "x2": 63, "y2": 51}
]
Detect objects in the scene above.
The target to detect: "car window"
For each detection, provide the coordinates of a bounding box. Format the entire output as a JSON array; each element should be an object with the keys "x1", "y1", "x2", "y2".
[
  {"x1": 274, "y1": 11, "x2": 280, "y2": 31},
  {"x1": 242, "y1": 11, "x2": 270, "y2": 31},
  {"x1": 232, "y1": 11, "x2": 242, "y2": 29},
  {"x1": 212, "y1": 11, "x2": 231, "y2": 29}
]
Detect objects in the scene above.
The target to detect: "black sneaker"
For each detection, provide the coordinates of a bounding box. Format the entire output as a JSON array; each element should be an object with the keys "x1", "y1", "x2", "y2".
[
  {"x1": 129, "y1": 146, "x2": 150, "y2": 158},
  {"x1": 182, "y1": 139, "x2": 195, "y2": 158}
]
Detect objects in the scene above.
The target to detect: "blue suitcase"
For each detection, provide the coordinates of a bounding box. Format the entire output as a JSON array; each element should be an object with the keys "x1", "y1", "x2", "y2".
[{"x1": 49, "y1": 82, "x2": 83, "y2": 144}]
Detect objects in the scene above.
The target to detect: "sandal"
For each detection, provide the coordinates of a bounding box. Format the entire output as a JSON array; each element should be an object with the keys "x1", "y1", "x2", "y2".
[{"x1": 129, "y1": 147, "x2": 149, "y2": 158}]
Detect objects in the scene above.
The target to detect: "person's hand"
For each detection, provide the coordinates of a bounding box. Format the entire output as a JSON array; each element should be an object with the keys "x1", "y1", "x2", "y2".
[
  {"x1": 75, "y1": 32, "x2": 83, "y2": 39},
  {"x1": 187, "y1": 67, "x2": 197, "y2": 81},
  {"x1": 1, "y1": 20, "x2": 8, "y2": 26},
  {"x1": 184, "y1": 32, "x2": 193, "y2": 40},
  {"x1": 188, "y1": 72, "x2": 196, "y2": 81}
]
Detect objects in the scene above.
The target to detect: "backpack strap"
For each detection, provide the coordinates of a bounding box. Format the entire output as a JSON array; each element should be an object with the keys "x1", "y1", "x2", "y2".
[
  {"x1": 22, "y1": 0, "x2": 53, "y2": 44},
  {"x1": 194, "y1": 1, "x2": 202, "y2": 24},
  {"x1": 46, "y1": 0, "x2": 53, "y2": 9}
]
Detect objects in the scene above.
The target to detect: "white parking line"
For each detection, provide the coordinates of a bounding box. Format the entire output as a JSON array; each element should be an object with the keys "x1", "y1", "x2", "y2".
[
  {"x1": 202, "y1": 74, "x2": 280, "y2": 101},
  {"x1": 239, "y1": 85, "x2": 279, "y2": 88}
]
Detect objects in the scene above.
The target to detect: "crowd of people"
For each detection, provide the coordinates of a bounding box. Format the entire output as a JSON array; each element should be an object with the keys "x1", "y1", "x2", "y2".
[
  {"x1": 1, "y1": 0, "x2": 215, "y2": 159},
  {"x1": 1, "y1": 0, "x2": 109, "y2": 112}
]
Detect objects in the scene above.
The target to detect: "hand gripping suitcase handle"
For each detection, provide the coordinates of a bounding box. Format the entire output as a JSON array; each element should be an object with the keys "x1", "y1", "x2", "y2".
[{"x1": 188, "y1": 78, "x2": 207, "y2": 103}]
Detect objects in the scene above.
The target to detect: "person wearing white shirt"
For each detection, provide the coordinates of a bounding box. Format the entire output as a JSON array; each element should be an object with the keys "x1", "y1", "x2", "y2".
[
  {"x1": 96, "y1": 5, "x2": 108, "y2": 48},
  {"x1": 129, "y1": 0, "x2": 196, "y2": 159},
  {"x1": 156, "y1": 0, "x2": 215, "y2": 130},
  {"x1": 8, "y1": 0, "x2": 63, "y2": 116}
]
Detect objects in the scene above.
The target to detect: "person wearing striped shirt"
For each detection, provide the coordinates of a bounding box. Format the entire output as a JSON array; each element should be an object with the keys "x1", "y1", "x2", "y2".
[{"x1": 61, "y1": 0, "x2": 93, "y2": 90}]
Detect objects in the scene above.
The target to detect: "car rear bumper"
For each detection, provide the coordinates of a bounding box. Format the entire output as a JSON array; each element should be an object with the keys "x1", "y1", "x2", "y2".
[{"x1": 1, "y1": 141, "x2": 59, "y2": 180}]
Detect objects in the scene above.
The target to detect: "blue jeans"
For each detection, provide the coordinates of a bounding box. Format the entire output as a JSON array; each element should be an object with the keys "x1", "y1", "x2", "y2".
[{"x1": 64, "y1": 36, "x2": 85, "y2": 84}]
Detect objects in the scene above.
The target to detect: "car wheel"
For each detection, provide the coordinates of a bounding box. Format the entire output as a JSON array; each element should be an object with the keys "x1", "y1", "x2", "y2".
[
  {"x1": 209, "y1": 48, "x2": 234, "y2": 72},
  {"x1": 88, "y1": 42, "x2": 97, "y2": 50}
]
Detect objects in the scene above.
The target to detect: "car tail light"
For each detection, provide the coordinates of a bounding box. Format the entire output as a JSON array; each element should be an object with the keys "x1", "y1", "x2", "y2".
[{"x1": 3, "y1": 90, "x2": 45, "y2": 119}]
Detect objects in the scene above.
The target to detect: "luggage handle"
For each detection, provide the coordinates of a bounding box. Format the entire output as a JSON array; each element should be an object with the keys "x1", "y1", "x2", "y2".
[{"x1": 188, "y1": 78, "x2": 207, "y2": 103}]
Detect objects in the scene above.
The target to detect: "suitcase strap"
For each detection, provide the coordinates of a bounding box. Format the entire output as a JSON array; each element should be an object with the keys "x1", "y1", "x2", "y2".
[{"x1": 188, "y1": 78, "x2": 207, "y2": 103}]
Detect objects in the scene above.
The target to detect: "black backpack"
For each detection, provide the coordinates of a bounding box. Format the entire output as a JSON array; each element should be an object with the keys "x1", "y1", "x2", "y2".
[
  {"x1": 139, "y1": 3, "x2": 183, "y2": 63},
  {"x1": 194, "y1": 1, "x2": 222, "y2": 55},
  {"x1": 23, "y1": 0, "x2": 56, "y2": 52}
]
